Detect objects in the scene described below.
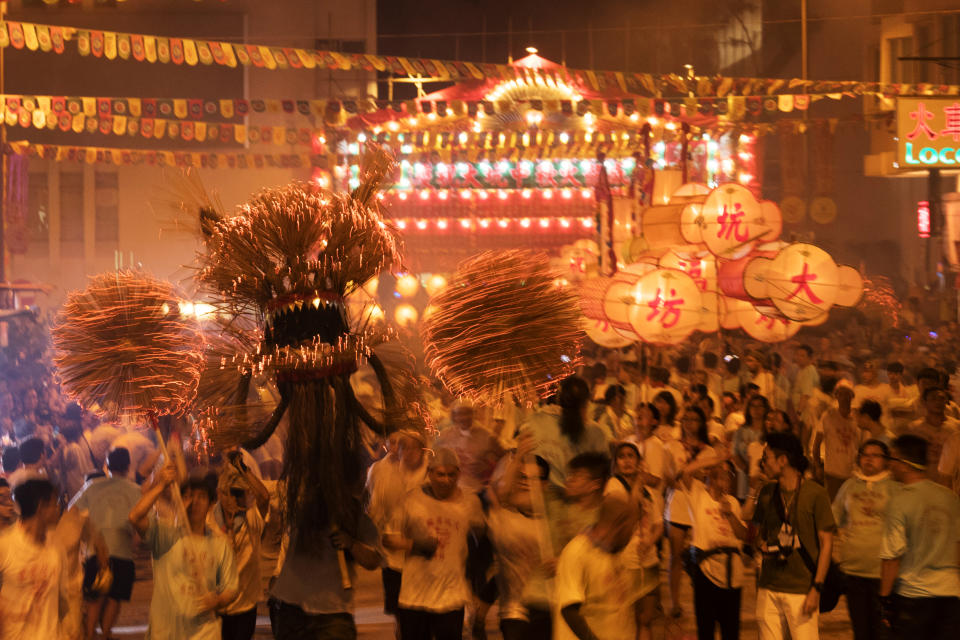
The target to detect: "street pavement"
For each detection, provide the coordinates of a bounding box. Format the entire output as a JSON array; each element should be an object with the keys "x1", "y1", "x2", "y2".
[{"x1": 109, "y1": 551, "x2": 854, "y2": 639}]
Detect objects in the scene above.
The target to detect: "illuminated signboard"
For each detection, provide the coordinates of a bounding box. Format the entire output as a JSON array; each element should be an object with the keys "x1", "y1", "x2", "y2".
[
  {"x1": 897, "y1": 98, "x2": 960, "y2": 169},
  {"x1": 918, "y1": 200, "x2": 931, "y2": 238}
]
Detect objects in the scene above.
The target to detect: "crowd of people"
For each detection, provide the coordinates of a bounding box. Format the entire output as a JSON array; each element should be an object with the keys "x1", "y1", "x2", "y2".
[{"x1": 0, "y1": 316, "x2": 958, "y2": 640}]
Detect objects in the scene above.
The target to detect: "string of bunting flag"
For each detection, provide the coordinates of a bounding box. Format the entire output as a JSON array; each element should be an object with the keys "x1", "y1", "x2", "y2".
[
  {"x1": 0, "y1": 92, "x2": 895, "y2": 148},
  {"x1": 2, "y1": 111, "x2": 876, "y2": 157},
  {"x1": 7, "y1": 140, "x2": 318, "y2": 169},
  {"x1": 3, "y1": 19, "x2": 960, "y2": 100}
]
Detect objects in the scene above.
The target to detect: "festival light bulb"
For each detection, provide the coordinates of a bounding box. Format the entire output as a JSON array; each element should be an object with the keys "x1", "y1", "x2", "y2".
[
  {"x1": 543, "y1": 189, "x2": 553, "y2": 199},
  {"x1": 438, "y1": 190, "x2": 449, "y2": 200},
  {"x1": 460, "y1": 189, "x2": 472, "y2": 199},
  {"x1": 437, "y1": 218, "x2": 448, "y2": 229},
  {"x1": 562, "y1": 189, "x2": 572, "y2": 199},
  {"x1": 498, "y1": 219, "x2": 509, "y2": 229},
  {"x1": 479, "y1": 219, "x2": 490, "y2": 228},
  {"x1": 357, "y1": 133, "x2": 367, "y2": 142},
  {"x1": 560, "y1": 218, "x2": 571, "y2": 228},
  {"x1": 473, "y1": 120, "x2": 482, "y2": 132},
  {"x1": 460, "y1": 218, "x2": 472, "y2": 229},
  {"x1": 416, "y1": 220, "x2": 428, "y2": 230},
  {"x1": 581, "y1": 218, "x2": 593, "y2": 228},
  {"x1": 648, "y1": 116, "x2": 659, "y2": 126},
  {"x1": 498, "y1": 191, "x2": 508, "y2": 200},
  {"x1": 427, "y1": 112, "x2": 437, "y2": 121},
  {"x1": 630, "y1": 112, "x2": 640, "y2": 122},
  {"x1": 479, "y1": 190, "x2": 489, "y2": 200},
  {"x1": 539, "y1": 218, "x2": 550, "y2": 228},
  {"x1": 458, "y1": 132, "x2": 468, "y2": 145},
  {"x1": 522, "y1": 189, "x2": 532, "y2": 199},
  {"x1": 520, "y1": 218, "x2": 531, "y2": 228},
  {"x1": 387, "y1": 121, "x2": 400, "y2": 131},
  {"x1": 394, "y1": 304, "x2": 419, "y2": 327},
  {"x1": 581, "y1": 189, "x2": 592, "y2": 199},
  {"x1": 398, "y1": 192, "x2": 408, "y2": 201},
  {"x1": 419, "y1": 190, "x2": 430, "y2": 200},
  {"x1": 396, "y1": 219, "x2": 407, "y2": 229},
  {"x1": 560, "y1": 132, "x2": 570, "y2": 144},
  {"x1": 665, "y1": 122, "x2": 676, "y2": 131}
]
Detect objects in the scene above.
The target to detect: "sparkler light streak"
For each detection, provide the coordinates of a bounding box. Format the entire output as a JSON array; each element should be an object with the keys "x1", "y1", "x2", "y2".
[
  {"x1": 421, "y1": 250, "x2": 582, "y2": 406},
  {"x1": 51, "y1": 271, "x2": 204, "y2": 421}
]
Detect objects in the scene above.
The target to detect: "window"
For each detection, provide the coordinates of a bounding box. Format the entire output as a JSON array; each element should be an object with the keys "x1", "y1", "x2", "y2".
[
  {"x1": 60, "y1": 172, "x2": 83, "y2": 254},
  {"x1": 887, "y1": 36, "x2": 915, "y2": 83},
  {"x1": 941, "y1": 15, "x2": 960, "y2": 85},
  {"x1": 27, "y1": 172, "x2": 48, "y2": 244},
  {"x1": 94, "y1": 171, "x2": 119, "y2": 245}
]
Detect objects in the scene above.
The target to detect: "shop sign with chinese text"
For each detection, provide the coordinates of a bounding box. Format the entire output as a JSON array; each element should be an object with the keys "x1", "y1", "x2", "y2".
[{"x1": 897, "y1": 98, "x2": 960, "y2": 168}]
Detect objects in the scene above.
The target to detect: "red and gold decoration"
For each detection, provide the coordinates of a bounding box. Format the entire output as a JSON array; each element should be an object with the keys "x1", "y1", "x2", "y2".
[{"x1": 421, "y1": 250, "x2": 581, "y2": 405}]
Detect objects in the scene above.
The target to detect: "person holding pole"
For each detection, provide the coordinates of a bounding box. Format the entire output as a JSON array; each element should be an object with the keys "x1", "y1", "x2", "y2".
[
  {"x1": 488, "y1": 437, "x2": 556, "y2": 640},
  {"x1": 129, "y1": 464, "x2": 239, "y2": 640}
]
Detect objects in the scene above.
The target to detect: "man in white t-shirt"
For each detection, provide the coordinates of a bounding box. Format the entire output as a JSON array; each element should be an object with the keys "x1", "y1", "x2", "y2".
[
  {"x1": 815, "y1": 381, "x2": 861, "y2": 499},
  {"x1": 853, "y1": 361, "x2": 892, "y2": 424},
  {"x1": 365, "y1": 430, "x2": 428, "y2": 619},
  {"x1": 555, "y1": 494, "x2": 639, "y2": 640},
  {"x1": 0, "y1": 478, "x2": 64, "y2": 640},
  {"x1": 385, "y1": 447, "x2": 484, "y2": 640}
]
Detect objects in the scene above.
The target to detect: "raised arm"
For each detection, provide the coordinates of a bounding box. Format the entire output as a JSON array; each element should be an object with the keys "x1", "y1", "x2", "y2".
[{"x1": 128, "y1": 463, "x2": 177, "y2": 536}]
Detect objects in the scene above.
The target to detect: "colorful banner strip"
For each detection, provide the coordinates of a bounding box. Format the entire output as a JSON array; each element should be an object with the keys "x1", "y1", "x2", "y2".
[
  {"x1": 0, "y1": 93, "x2": 888, "y2": 140},
  {"x1": 8, "y1": 140, "x2": 317, "y2": 168},
  {"x1": 2, "y1": 20, "x2": 958, "y2": 100}
]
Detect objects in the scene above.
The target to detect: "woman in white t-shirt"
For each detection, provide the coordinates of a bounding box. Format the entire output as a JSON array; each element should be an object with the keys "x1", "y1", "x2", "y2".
[
  {"x1": 679, "y1": 454, "x2": 746, "y2": 640},
  {"x1": 663, "y1": 407, "x2": 715, "y2": 619}
]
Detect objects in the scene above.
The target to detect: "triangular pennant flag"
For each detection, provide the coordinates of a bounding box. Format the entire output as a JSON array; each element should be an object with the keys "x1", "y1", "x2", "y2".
[
  {"x1": 104, "y1": 31, "x2": 117, "y2": 59},
  {"x1": 183, "y1": 39, "x2": 199, "y2": 66}
]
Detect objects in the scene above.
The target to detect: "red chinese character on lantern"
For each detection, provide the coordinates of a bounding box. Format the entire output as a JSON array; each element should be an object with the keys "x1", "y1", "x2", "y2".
[
  {"x1": 906, "y1": 102, "x2": 938, "y2": 141},
  {"x1": 717, "y1": 202, "x2": 750, "y2": 242},
  {"x1": 755, "y1": 315, "x2": 787, "y2": 330},
  {"x1": 678, "y1": 260, "x2": 708, "y2": 291},
  {"x1": 646, "y1": 287, "x2": 684, "y2": 328},
  {"x1": 785, "y1": 262, "x2": 824, "y2": 304},
  {"x1": 941, "y1": 102, "x2": 960, "y2": 141}
]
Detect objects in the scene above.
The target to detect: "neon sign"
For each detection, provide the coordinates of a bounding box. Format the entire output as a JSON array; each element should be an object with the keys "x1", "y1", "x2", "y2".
[
  {"x1": 897, "y1": 99, "x2": 960, "y2": 168},
  {"x1": 917, "y1": 200, "x2": 931, "y2": 238}
]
